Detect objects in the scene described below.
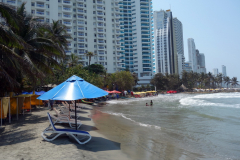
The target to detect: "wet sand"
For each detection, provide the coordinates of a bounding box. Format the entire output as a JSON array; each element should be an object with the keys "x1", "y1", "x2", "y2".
[
  {"x1": 91, "y1": 108, "x2": 202, "y2": 160},
  {"x1": 0, "y1": 105, "x2": 130, "y2": 160}
]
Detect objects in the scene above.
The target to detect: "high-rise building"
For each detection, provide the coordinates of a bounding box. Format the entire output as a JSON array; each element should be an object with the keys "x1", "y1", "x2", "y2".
[
  {"x1": 188, "y1": 38, "x2": 197, "y2": 72},
  {"x1": 153, "y1": 9, "x2": 175, "y2": 74},
  {"x1": 173, "y1": 17, "x2": 185, "y2": 75},
  {"x1": 213, "y1": 68, "x2": 218, "y2": 76},
  {"x1": 199, "y1": 53, "x2": 206, "y2": 73},
  {"x1": 222, "y1": 65, "x2": 227, "y2": 77},
  {"x1": 196, "y1": 49, "x2": 201, "y2": 73},
  {"x1": 2, "y1": 0, "x2": 154, "y2": 85},
  {"x1": 153, "y1": 10, "x2": 184, "y2": 75},
  {"x1": 183, "y1": 62, "x2": 192, "y2": 72}
]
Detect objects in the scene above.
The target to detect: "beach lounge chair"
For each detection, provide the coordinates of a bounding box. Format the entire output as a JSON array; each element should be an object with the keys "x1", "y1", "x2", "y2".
[
  {"x1": 54, "y1": 107, "x2": 81, "y2": 120},
  {"x1": 62, "y1": 102, "x2": 81, "y2": 112},
  {"x1": 42, "y1": 113, "x2": 91, "y2": 144},
  {"x1": 49, "y1": 112, "x2": 82, "y2": 129}
]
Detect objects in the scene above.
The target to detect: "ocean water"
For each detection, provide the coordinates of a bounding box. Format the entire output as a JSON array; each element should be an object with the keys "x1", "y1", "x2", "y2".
[{"x1": 97, "y1": 92, "x2": 240, "y2": 160}]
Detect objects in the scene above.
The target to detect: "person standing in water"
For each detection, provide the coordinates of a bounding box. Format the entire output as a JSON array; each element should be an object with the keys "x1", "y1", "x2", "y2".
[{"x1": 150, "y1": 100, "x2": 153, "y2": 106}]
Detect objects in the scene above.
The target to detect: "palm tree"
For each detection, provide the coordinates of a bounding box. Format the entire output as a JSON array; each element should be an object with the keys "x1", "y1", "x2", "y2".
[
  {"x1": 216, "y1": 73, "x2": 223, "y2": 88},
  {"x1": 85, "y1": 51, "x2": 95, "y2": 66},
  {"x1": 207, "y1": 72, "x2": 213, "y2": 89},
  {"x1": 0, "y1": 3, "x2": 68, "y2": 92},
  {"x1": 198, "y1": 72, "x2": 206, "y2": 88},
  {"x1": 223, "y1": 76, "x2": 231, "y2": 89},
  {"x1": 231, "y1": 77, "x2": 239, "y2": 88},
  {"x1": 67, "y1": 53, "x2": 79, "y2": 67}
]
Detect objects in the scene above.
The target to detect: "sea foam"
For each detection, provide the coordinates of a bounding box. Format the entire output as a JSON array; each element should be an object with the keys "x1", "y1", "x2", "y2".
[{"x1": 102, "y1": 111, "x2": 161, "y2": 130}]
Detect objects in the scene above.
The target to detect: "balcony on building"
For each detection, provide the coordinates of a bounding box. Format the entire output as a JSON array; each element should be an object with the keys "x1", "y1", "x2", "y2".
[
  {"x1": 63, "y1": 13, "x2": 71, "y2": 19},
  {"x1": 140, "y1": 0, "x2": 149, "y2": 3},
  {"x1": 7, "y1": 0, "x2": 16, "y2": 5},
  {"x1": 36, "y1": 10, "x2": 44, "y2": 16},
  {"x1": 36, "y1": 2, "x2": 44, "y2": 8},
  {"x1": 97, "y1": 1, "x2": 103, "y2": 5},
  {"x1": 77, "y1": 14, "x2": 84, "y2": 19},
  {"x1": 98, "y1": 34, "x2": 104, "y2": 38},
  {"x1": 78, "y1": 32, "x2": 84, "y2": 37},
  {"x1": 62, "y1": 0, "x2": 72, "y2": 6},
  {"x1": 98, "y1": 51, "x2": 104, "y2": 55},
  {"x1": 97, "y1": 12, "x2": 104, "y2": 16},
  {"x1": 98, "y1": 45, "x2": 105, "y2": 49},
  {"x1": 97, "y1": 6, "x2": 103, "y2": 10},
  {"x1": 98, "y1": 57, "x2": 105, "y2": 61},
  {"x1": 78, "y1": 44, "x2": 85, "y2": 48},
  {"x1": 77, "y1": 26, "x2": 84, "y2": 31},
  {"x1": 63, "y1": 20, "x2": 71, "y2": 26},
  {"x1": 66, "y1": 28, "x2": 72, "y2": 33},
  {"x1": 97, "y1": 22, "x2": 104, "y2": 27},
  {"x1": 97, "y1": 17, "x2": 104, "y2": 21},
  {"x1": 78, "y1": 49, "x2": 85, "y2": 54},
  {"x1": 77, "y1": 9, "x2": 84, "y2": 13},
  {"x1": 98, "y1": 39, "x2": 105, "y2": 43},
  {"x1": 78, "y1": 38, "x2": 84, "y2": 42},
  {"x1": 77, "y1": 21, "x2": 84, "y2": 25},
  {"x1": 62, "y1": 6, "x2": 72, "y2": 12},
  {"x1": 36, "y1": 18, "x2": 45, "y2": 23},
  {"x1": 97, "y1": 28, "x2": 104, "y2": 32},
  {"x1": 77, "y1": 3, "x2": 84, "y2": 8}
]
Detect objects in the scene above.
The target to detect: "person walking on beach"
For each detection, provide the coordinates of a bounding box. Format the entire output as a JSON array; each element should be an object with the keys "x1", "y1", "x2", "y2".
[
  {"x1": 146, "y1": 103, "x2": 149, "y2": 106},
  {"x1": 49, "y1": 100, "x2": 54, "y2": 110},
  {"x1": 150, "y1": 100, "x2": 153, "y2": 106}
]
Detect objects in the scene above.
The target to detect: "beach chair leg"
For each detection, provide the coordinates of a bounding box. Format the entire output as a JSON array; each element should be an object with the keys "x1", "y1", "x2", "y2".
[
  {"x1": 68, "y1": 133, "x2": 91, "y2": 144},
  {"x1": 41, "y1": 131, "x2": 64, "y2": 142}
]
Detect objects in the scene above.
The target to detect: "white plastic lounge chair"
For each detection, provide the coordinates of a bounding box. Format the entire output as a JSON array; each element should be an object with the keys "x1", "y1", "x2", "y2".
[
  {"x1": 49, "y1": 112, "x2": 82, "y2": 129},
  {"x1": 41, "y1": 113, "x2": 91, "y2": 144},
  {"x1": 62, "y1": 102, "x2": 81, "y2": 112},
  {"x1": 54, "y1": 108, "x2": 81, "y2": 120}
]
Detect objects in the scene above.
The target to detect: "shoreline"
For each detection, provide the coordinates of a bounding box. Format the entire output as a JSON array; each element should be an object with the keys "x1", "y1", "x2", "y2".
[{"x1": 0, "y1": 104, "x2": 131, "y2": 160}]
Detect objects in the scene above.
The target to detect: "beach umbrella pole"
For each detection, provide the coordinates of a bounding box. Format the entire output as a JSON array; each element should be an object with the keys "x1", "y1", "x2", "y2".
[
  {"x1": 30, "y1": 96, "x2": 31, "y2": 113},
  {"x1": 17, "y1": 98, "x2": 18, "y2": 120},
  {"x1": 75, "y1": 100, "x2": 77, "y2": 130},
  {"x1": 1, "y1": 99, "x2": 2, "y2": 127}
]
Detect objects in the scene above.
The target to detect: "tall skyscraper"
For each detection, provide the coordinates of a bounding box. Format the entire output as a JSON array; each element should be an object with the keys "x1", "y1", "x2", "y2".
[
  {"x1": 188, "y1": 38, "x2": 197, "y2": 72},
  {"x1": 199, "y1": 53, "x2": 206, "y2": 73},
  {"x1": 153, "y1": 10, "x2": 183, "y2": 75},
  {"x1": 222, "y1": 65, "x2": 227, "y2": 77},
  {"x1": 213, "y1": 68, "x2": 219, "y2": 76},
  {"x1": 173, "y1": 17, "x2": 185, "y2": 75},
  {"x1": 2, "y1": 0, "x2": 154, "y2": 85}
]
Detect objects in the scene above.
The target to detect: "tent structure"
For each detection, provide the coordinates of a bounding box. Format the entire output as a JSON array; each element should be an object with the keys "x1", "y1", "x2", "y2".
[{"x1": 38, "y1": 75, "x2": 108, "y2": 130}]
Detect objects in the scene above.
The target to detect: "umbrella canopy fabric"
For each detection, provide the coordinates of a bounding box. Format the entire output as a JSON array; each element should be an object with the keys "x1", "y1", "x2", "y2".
[
  {"x1": 111, "y1": 90, "x2": 121, "y2": 94},
  {"x1": 104, "y1": 90, "x2": 111, "y2": 93},
  {"x1": 22, "y1": 91, "x2": 46, "y2": 95},
  {"x1": 37, "y1": 75, "x2": 108, "y2": 100}
]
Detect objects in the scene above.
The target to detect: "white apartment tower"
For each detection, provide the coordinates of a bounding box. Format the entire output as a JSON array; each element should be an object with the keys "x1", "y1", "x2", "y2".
[
  {"x1": 199, "y1": 53, "x2": 206, "y2": 73},
  {"x1": 173, "y1": 17, "x2": 184, "y2": 75},
  {"x1": 153, "y1": 10, "x2": 175, "y2": 74},
  {"x1": 3, "y1": 0, "x2": 154, "y2": 85},
  {"x1": 188, "y1": 38, "x2": 197, "y2": 72},
  {"x1": 222, "y1": 65, "x2": 227, "y2": 77},
  {"x1": 153, "y1": 10, "x2": 184, "y2": 75},
  {"x1": 213, "y1": 68, "x2": 218, "y2": 76}
]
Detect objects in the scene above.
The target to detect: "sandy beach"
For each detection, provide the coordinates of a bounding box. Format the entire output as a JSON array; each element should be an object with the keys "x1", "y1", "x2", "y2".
[{"x1": 0, "y1": 104, "x2": 131, "y2": 160}]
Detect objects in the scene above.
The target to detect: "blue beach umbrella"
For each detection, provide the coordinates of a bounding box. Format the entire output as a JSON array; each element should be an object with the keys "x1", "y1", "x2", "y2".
[{"x1": 38, "y1": 75, "x2": 108, "y2": 129}]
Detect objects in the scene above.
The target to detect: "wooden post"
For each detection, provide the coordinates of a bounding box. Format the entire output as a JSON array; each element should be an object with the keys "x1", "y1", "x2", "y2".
[
  {"x1": 8, "y1": 98, "x2": 11, "y2": 123},
  {"x1": 17, "y1": 98, "x2": 18, "y2": 120},
  {"x1": 1, "y1": 98, "x2": 2, "y2": 127}
]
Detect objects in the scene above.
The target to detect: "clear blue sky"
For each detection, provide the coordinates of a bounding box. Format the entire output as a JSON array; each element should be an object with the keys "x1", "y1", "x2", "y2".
[{"x1": 152, "y1": 0, "x2": 240, "y2": 79}]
